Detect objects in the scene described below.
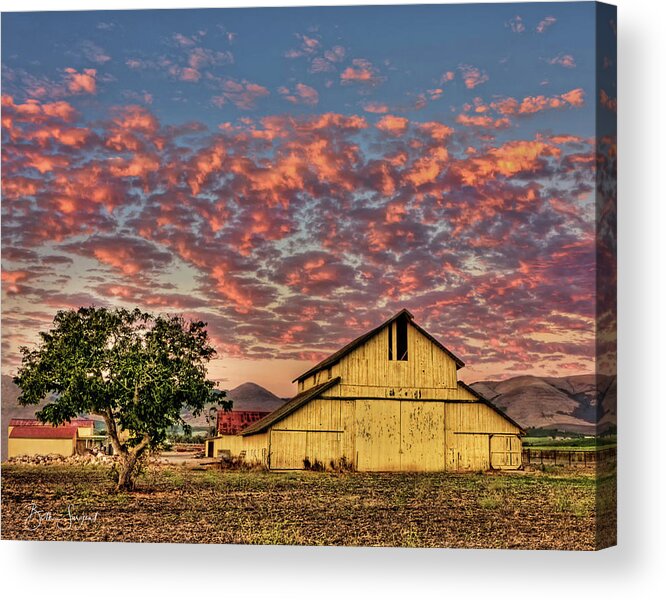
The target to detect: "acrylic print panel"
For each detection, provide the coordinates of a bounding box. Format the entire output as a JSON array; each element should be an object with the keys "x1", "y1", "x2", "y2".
[{"x1": 1, "y1": 2, "x2": 616, "y2": 550}]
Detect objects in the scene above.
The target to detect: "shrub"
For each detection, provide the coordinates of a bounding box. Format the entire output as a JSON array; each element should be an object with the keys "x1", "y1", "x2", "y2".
[{"x1": 303, "y1": 457, "x2": 325, "y2": 471}]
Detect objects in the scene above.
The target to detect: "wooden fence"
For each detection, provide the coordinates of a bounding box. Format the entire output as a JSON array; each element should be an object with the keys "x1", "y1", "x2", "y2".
[{"x1": 522, "y1": 446, "x2": 616, "y2": 467}]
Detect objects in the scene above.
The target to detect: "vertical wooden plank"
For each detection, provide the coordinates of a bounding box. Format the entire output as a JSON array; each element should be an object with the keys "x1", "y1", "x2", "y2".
[
  {"x1": 400, "y1": 401, "x2": 445, "y2": 471},
  {"x1": 355, "y1": 399, "x2": 400, "y2": 471}
]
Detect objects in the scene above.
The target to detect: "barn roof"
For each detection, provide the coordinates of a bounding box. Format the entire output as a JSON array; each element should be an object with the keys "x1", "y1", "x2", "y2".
[
  {"x1": 241, "y1": 377, "x2": 341, "y2": 436},
  {"x1": 457, "y1": 381, "x2": 526, "y2": 435},
  {"x1": 293, "y1": 308, "x2": 464, "y2": 383},
  {"x1": 9, "y1": 425, "x2": 78, "y2": 440},
  {"x1": 9, "y1": 418, "x2": 95, "y2": 427}
]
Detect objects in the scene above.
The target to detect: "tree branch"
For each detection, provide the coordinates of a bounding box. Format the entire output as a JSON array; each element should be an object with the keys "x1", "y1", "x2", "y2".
[
  {"x1": 130, "y1": 433, "x2": 151, "y2": 458},
  {"x1": 103, "y1": 406, "x2": 125, "y2": 456}
]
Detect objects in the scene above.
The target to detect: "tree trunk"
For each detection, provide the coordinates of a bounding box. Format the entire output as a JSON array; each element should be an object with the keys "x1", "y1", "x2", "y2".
[
  {"x1": 114, "y1": 435, "x2": 151, "y2": 492},
  {"x1": 100, "y1": 408, "x2": 151, "y2": 492},
  {"x1": 116, "y1": 451, "x2": 140, "y2": 491}
]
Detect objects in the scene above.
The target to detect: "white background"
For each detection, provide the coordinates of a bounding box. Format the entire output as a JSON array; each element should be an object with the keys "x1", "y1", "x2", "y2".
[{"x1": 1, "y1": 0, "x2": 664, "y2": 598}]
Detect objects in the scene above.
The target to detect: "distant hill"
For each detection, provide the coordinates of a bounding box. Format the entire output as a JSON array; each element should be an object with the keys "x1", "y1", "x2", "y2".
[
  {"x1": 472, "y1": 374, "x2": 617, "y2": 434},
  {"x1": 226, "y1": 382, "x2": 287, "y2": 412},
  {"x1": 180, "y1": 382, "x2": 287, "y2": 429}
]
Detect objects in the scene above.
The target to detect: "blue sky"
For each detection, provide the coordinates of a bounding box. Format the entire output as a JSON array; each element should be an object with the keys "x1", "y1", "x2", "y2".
[{"x1": 3, "y1": 3, "x2": 597, "y2": 132}]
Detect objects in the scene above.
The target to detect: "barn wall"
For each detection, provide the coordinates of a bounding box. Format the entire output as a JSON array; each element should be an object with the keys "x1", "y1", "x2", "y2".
[
  {"x1": 490, "y1": 435, "x2": 522, "y2": 469},
  {"x1": 8, "y1": 438, "x2": 75, "y2": 458},
  {"x1": 212, "y1": 433, "x2": 269, "y2": 465},
  {"x1": 269, "y1": 398, "x2": 356, "y2": 469},
  {"x1": 444, "y1": 403, "x2": 522, "y2": 471},
  {"x1": 210, "y1": 397, "x2": 521, "y2": 472},
  {"x1": 445, "y1": 402, "x2": 521, "y2": 434},
  {"x1": 339, "y1": 323, "x2": 458, "y2": 391},
  {"x1": 354, "y1": 399, "x2": 521, "y2": 472}
]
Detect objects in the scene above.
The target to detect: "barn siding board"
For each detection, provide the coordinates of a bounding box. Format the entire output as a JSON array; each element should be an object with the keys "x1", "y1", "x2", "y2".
[
  {"x1": 490, "y1": 434, "x2": 522, "y2": 469},
  {"x1": 305, "y1": 431, "x2": 342, "y2": 467},
  {"x1": 355, "y1": 399, "x2": 401, "y2": 471},
  {"x1": 270, "y1": 430, "x2": 306, "y2": 469},
  {"x1": 445, "y1": 402, "x2": 521, "y2": 435},
  {"x1": 260, "y1": 398, "x2": 357, "y2": 468},
  {"x1": 400, "y1": 401, "x2": 446, "y2": 471},
  {"x1": 213, "y1": 432, "x2": 268, "y2": 464},
  {"x1": 449, "y1": 434, "x2": 491, "y2": 471}
]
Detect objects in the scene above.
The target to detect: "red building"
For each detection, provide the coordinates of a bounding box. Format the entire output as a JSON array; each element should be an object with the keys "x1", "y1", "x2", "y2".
[{"x1": 216, "y1": 411, "x2": 270, "y2": 435}]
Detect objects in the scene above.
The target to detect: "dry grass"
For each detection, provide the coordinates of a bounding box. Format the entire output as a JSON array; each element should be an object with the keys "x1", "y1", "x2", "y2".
[{"x1": 0, "y1": 462, "x2": 616, "y2": 549}]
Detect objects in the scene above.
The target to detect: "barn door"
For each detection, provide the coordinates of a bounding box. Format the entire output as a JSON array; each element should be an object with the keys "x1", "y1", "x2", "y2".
[
  {"x1": 490, "y1": 435, "x2": 521, "y2": 469},
  {"x1": 270, "y1": 430, "x2": 307, "y2": 469},
  {"x1": 452, "y1": 433, "x2": 490, "y2": 471}
]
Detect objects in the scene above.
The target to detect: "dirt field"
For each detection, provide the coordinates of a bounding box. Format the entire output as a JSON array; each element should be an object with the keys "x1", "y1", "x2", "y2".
[{"x1": 0, "y1": 461, "x2": 616, "y2": 550}]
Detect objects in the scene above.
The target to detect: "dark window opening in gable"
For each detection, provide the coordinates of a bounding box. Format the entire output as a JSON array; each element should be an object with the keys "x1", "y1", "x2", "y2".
[
  {"x1": 396, "y1": 314, "x2": 408, "y2": 361},
  {"x1": 388, "y1": 323, "x2": 393, "y2": 360}
]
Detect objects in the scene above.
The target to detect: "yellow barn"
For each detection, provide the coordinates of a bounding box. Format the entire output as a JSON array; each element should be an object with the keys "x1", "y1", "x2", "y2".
[{"x1": 209, "y1": 309, "x2": 524, "y2": 471}]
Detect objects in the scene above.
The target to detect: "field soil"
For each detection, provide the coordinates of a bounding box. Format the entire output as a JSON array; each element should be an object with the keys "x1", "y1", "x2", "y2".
[{"x1": 1, "y1": 461, "x2": 616, "y2": 550}]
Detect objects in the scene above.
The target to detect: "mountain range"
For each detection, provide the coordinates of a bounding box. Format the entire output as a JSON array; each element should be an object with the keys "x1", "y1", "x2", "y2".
[{"x1": 471, "y1": 374, "x2": 616, "y2": 434}]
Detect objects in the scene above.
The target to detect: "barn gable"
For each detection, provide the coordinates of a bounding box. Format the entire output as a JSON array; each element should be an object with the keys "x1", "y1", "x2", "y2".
[{"x1": 295, "y1": 309, "x2": 466, "y2": 396}]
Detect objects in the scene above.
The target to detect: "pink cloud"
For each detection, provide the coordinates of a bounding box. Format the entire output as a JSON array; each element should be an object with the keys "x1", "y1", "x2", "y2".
[
  {"x1": 60, "y1": 235, "x2": 172, "y2": 276},
  {"x1": 279, "y1": 83, "x2": 319, "y2": 106},
  {"x1": 340, "y1": 58, "x2": 382, "y2": 86},
  {"x1": 458, "y1": 64, "x2": 489, "y2": 89},
  {"x1": 362, "y1": 101, "x2": 389, "y2": 114},
  {"x1": 212, "y1": 79, "x2": 270, "y2": 110},
  {"x1": 441, "y1": 71, "x2": 455, "y2": 84},
  {"x1": 376, "y1": 114, "x2": 409, "y2": 135},
  {"x1": 600, "y1": 89, "x2": 617, "y2": 112},
  {"x1": 559, "y1": 88, "x2": 585, "y2": 107},
  {"x1": 506, "y1": 15, "x2": 525, "y2": 33},
  {"x1": 488, "y1": 88, "x2": 586, "y2": 116},
  {"x1": 324, "y1": 46, "x2": 346, "y2": 63},
  {"x1": 456, "y1": 114, "x2": 511, "y2": 129},
  {"x1": 547, "y1": 54, "x2": 576, "y2": 68},
  {"x1": 80, "y1": 41, "x2": 111, "y2": 64},
  {"x1": 536, "y1": 16, "x2": 557, "y2": 33},
  {"x1": 2, "y1": 99, "x2": 603, "y2": 379},
  {"x1": 179, "y1": 67, "x2": 201, "y2": 82},
  {"x1": 64, "y1": 67, "x2": 97, "y2": 94}
]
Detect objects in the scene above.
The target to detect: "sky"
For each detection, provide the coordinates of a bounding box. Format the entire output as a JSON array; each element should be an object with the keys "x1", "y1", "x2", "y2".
[{"x1": 1, "y1": 3, "x2": 617, "y2": 397}]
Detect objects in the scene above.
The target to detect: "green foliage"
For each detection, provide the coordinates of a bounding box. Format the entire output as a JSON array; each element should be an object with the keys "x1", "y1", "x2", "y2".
[
  {"x1": 477, "y1": 493, "x2": 503, "y2": 510},
  {"x1": 523, "y1": 434, "x2": 616, "y2": 450},
  {"x1": 14, "y1": 306, "x2": 231, "y2": 451}
]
